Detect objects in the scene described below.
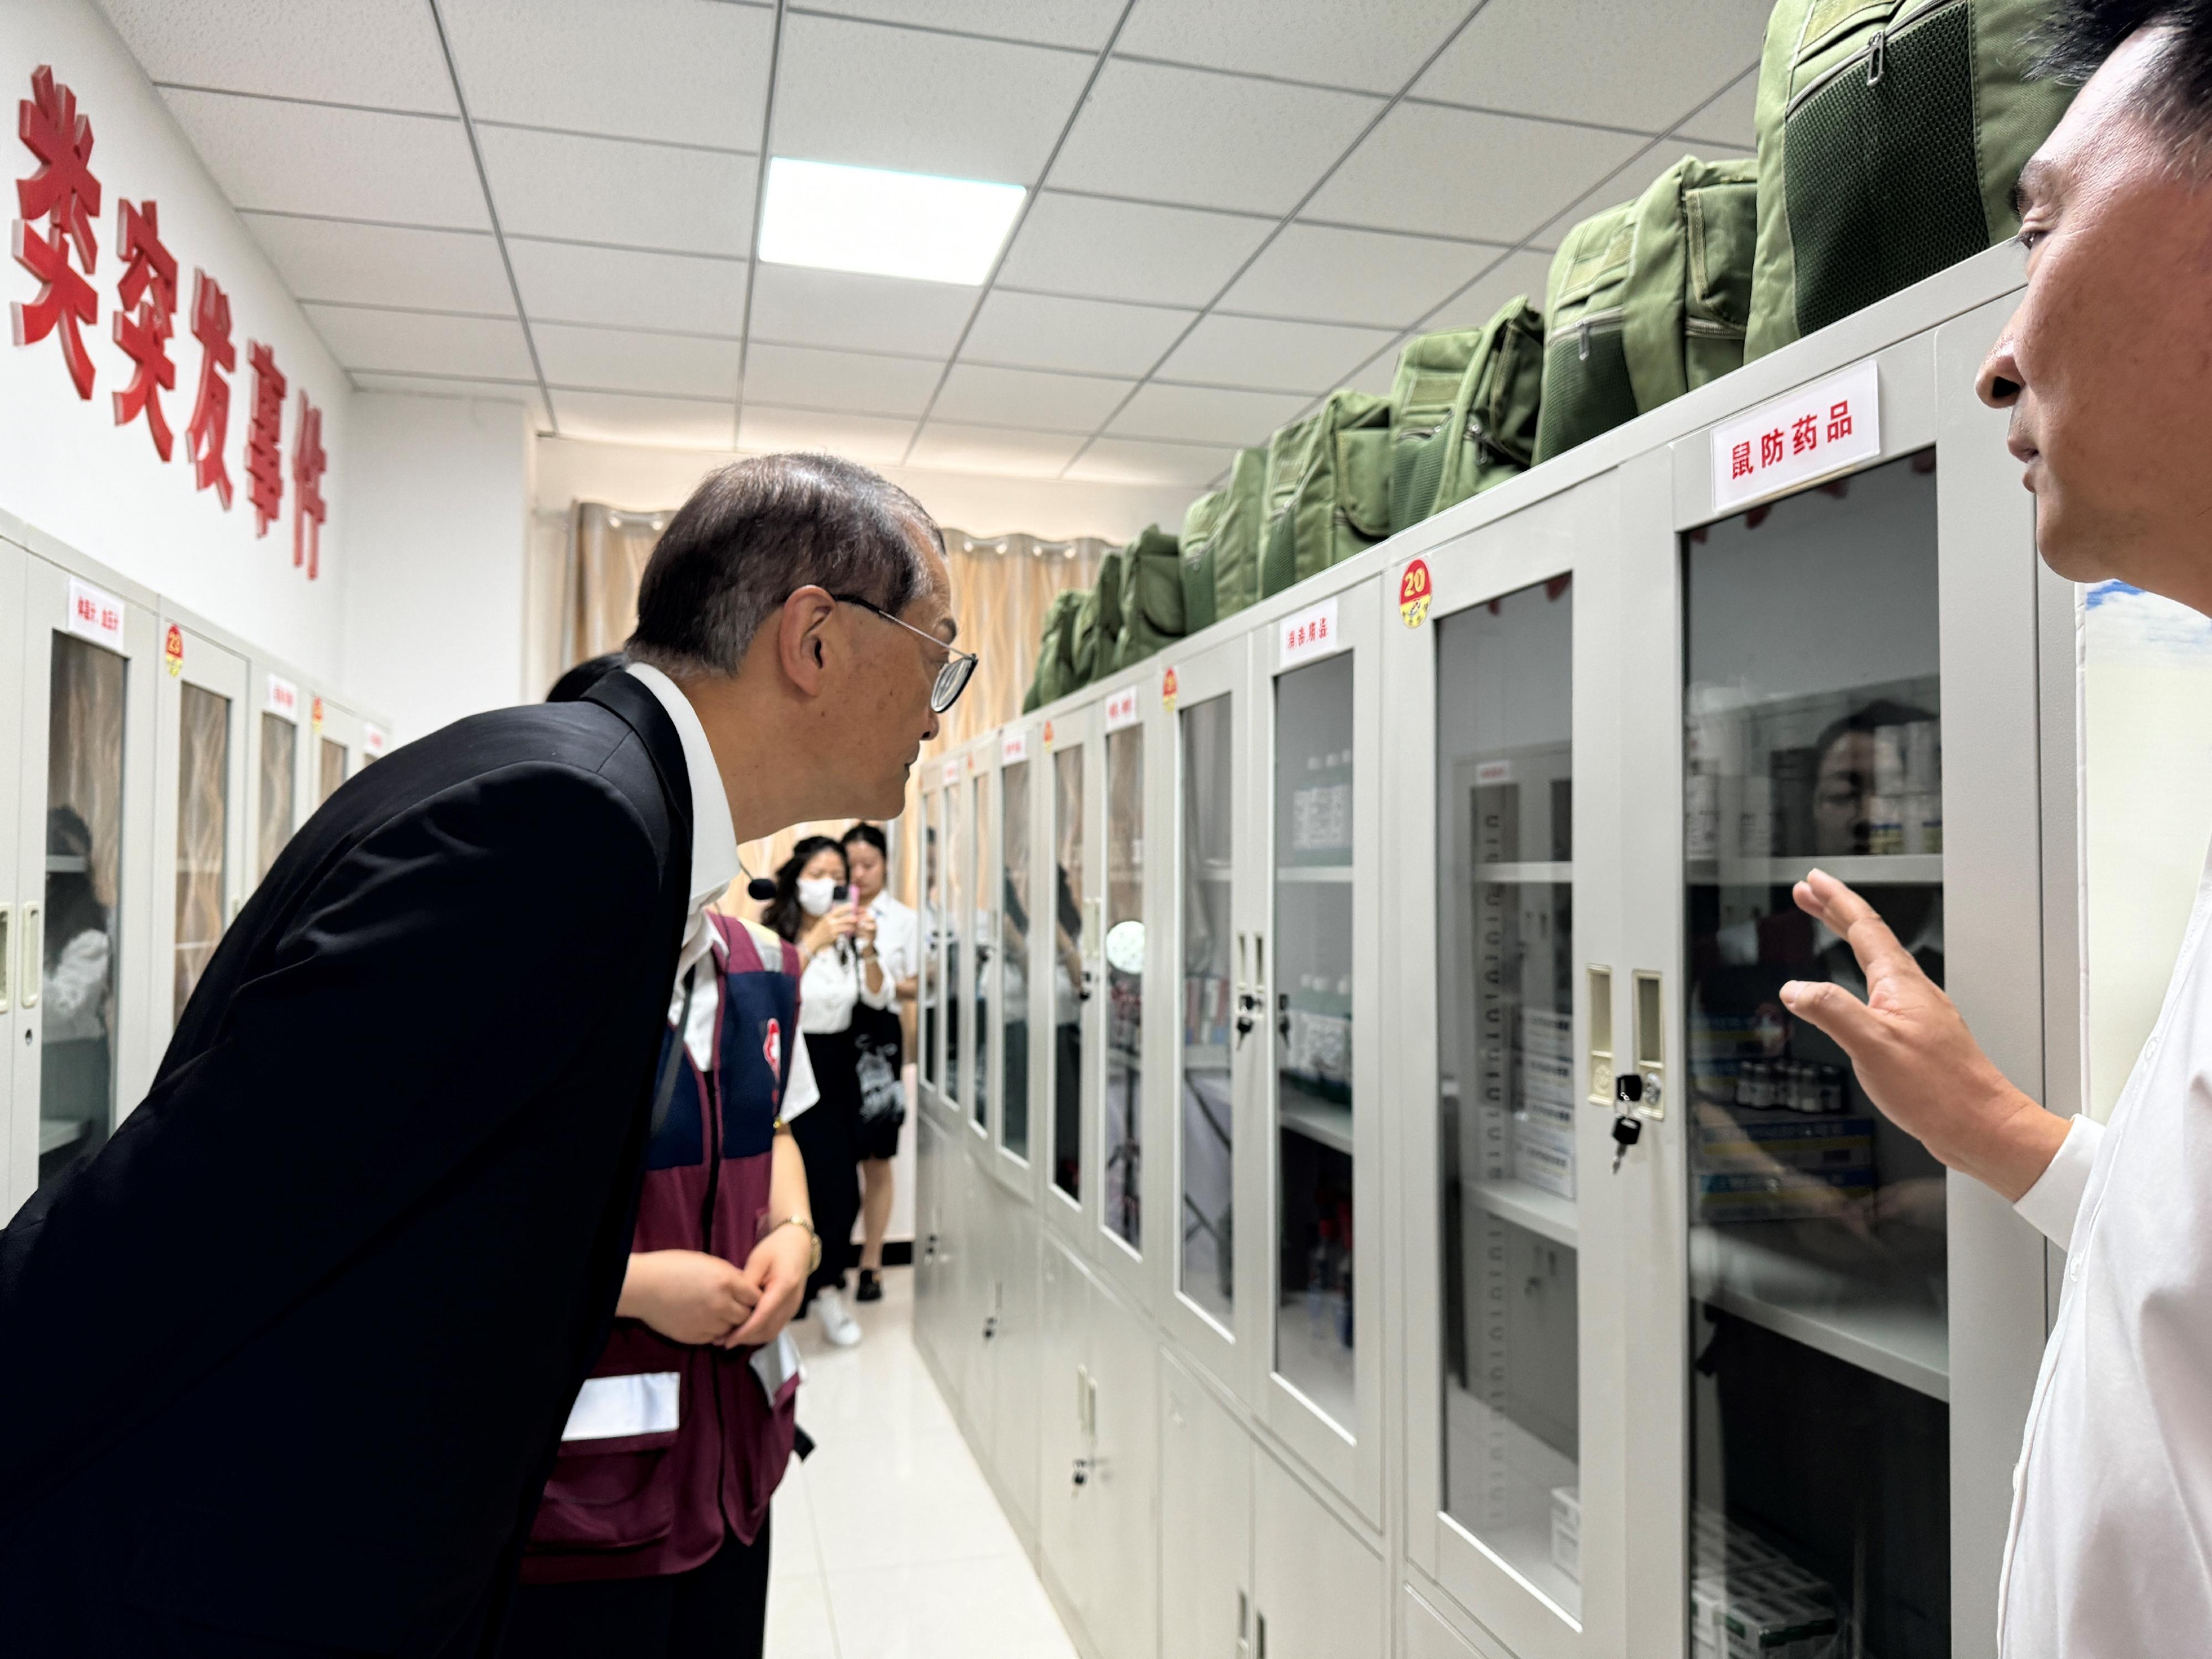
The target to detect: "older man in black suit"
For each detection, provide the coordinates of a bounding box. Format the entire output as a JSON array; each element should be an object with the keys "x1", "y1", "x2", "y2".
[{"x1": 0, "y1": 452, "x2": 969, "y2": 1658}]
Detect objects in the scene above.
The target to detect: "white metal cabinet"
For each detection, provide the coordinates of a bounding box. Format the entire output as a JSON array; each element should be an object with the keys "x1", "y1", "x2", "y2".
[
  {"x1": 990, "y1": 1181, "x2": 1044, "y2": 1540},
  {"x1": 1041, "y1": 708, "x2": 1099, "y2": 1243},
  {"x1": 0, "y1": 539, "x2": 23, "y2": 1207},
  {"x1": 1160, "y1": 1351, "x2": 1255, "y2": 1659},
  {"x1": 150, "y1": 618, "x2": 248, "y2": 1034},
  {"x1": 1251, "y1": 1446, "x2": 1385, "y2": 1659},
  {"x1": 914, "y1": 1106, "x2": 950, "y2": 1366}
]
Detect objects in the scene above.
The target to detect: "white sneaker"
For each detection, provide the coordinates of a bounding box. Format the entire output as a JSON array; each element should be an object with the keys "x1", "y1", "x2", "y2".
[{"x1": 816, "y1": 1287, "x2": 863, "y2": 1348}]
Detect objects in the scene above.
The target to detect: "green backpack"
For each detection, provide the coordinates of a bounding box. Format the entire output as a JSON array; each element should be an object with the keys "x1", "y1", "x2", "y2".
[
  {"x1": 1070, "y1": 547, "x2": 1126, "y2": 689},
  {"x1": 1024, "y1": 588, "x2": 1086, "y2": 712},
  {"x1": 1108, "y1": 525, "x2": 1185, "y2": 675},
  {"x1": 1746, "y1": 0, "x2": 2075, "y2": 359},
  {"x1": 1179, "y1": 446, "x2": 1266, "y2": 633},
  {"x1": 1178, "y1": 491, "x2": 1226, "y2": 635},
  {"x1": 1389, "y1": 296, "x2": 1545, "y2": 533},
  {"x1": 1535, "y1": 155, "x2": 1758, "y2": 462},
  {"x1": 1260, "y1": 392, "x2": 1392, "y2": 599}
]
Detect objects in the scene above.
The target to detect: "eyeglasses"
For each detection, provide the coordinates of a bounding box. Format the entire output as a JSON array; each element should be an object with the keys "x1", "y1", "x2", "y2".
[{"x1": 832, "y1": 593, "x2": 977, "y2": 713}]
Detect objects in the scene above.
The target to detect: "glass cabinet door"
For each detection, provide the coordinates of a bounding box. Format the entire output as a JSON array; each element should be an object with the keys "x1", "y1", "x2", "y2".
[
  {"x1": 171, "y1": 681, "x2": 231, "y2": 1016},
  {"x1": 1682, "y1": 453, "x2": 1948, "y2": 1658},
  {"x1": 945, "y1": 769, "x2": 966, "y2": 1121},
  {"x1": 1051, "y1": 743, "x2": 1086, "y2": 1205},
  {"x1": 921, "y1": 782, "x2": 941, "y2": 1098},
  {"x1": 256, "y1": 711, "x2": 297, "y2": 885},
  {"x1": 1179, "y1": 693, "x2": 1235, "y2": 1331},
  {"x1": 1103, "y1": 723, "x2": 1144, "y2": 1254},
  {"x1": 972, "y1": 768, "x2": 993, "y2": 1135},
  {"x1": 1001, "y1": 754, "x2": 1031, "y2": 1164},
  {"x1": 1436, "y1": 578, "x2": 1581, "y2": 1618}
]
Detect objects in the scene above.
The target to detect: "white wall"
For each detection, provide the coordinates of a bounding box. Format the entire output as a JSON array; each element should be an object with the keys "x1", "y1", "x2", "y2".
[
  {"x1": 345, "y1": 392, "x2": 532, "y2": 742},
  {"x1": 536, "y1": 434, "x2": 1202, "y2": 544},
  {"x1": 0, "y1": 0, "x2": 350, "y2": 675}
]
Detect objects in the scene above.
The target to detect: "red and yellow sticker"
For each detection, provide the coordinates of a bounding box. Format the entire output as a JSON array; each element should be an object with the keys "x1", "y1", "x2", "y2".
[
  {"x1": 1161, "y1": 665, "x2": 1178, "y2": 712},
  {"x1": 1399, "y1": 557, "x2": 1432, "y2": 629},
  {"x1": 311, "y1": 696, "x2": 326, "y2": 733},
  {"x1": 1042, "y1": 718, "x2": 1055, "y2": 749},
  {"x1": 163, "y1": 623, "x2": 184, "y2": 676}
]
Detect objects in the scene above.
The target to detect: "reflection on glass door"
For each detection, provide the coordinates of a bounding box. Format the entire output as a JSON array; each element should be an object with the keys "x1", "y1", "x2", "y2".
[
  {"x1": 173, "y1": 683, "x2": 231, "y2": 1016},
  {"x1": 972, "y1": 773, "x2": 992, "y2": 1133},
  {"x1": 921, "y1": 786, "x2": 941, "y2": 1094},
  {"x1": 1180, "y1": 695, "x2": 1234, "y2": 1326},
  {"x1": 1437, "y1": 579, "x2": 1579, "y2": 1615},
  {"x1": 40, "y1": 634, "x2": 124, "y2": 1196},
  {"x1": 319, "y1": 737, "x2": 346, "y2": 804},
  {"x1": 946, "y1": 778, "x2": 964, "y2": 1116},
  {"x1": 1684, "y1": 453, "x2": 1948, "y2": 1658},
  {"x1": 1052, "y1": 747, "x2": 1084, "y2": 1201},
  {"x1": 1274, "y1": 653, "x2": 1354, "y2": 1425},
  {"x1": 1104, "y1": 726, "x2": 1143, "y2": 1251},
  {"x1": 1003, "y1": 758, "x2": 1031, "y2": 1160},
  {"x1": 257, "y1": 712, "x2": 296, "y2": 883}
]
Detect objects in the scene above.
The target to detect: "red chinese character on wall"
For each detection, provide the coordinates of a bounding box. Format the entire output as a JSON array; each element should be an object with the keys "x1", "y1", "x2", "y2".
[
  {"x1": 244, "y1": 340, "x2": 285, "y2": 535},
  {"x1": 291, "y1": 390, "x2": 326, "y2": 579},
  {"x1": 1760, "y1": 427, "x2": 1785, "y2": 468},
  {"x1": 185, "y1": 270, "x2": 234, "y2": 506},
  {"x1": 12, "y1": 65, "x2": 100, "y2": 399},
  {"x1": 1791, "y1": 413, "x2": 1818, "y2": 456},
  {"x1": 1730, "y1": 440, "x2": 1752, "y2": 480},
  {"x1": 1827, "y1": 400, "x2": 1853, "y2": 444},
  {"x1": 112, "y1": 197, "x2": 176, "y2": 458}
]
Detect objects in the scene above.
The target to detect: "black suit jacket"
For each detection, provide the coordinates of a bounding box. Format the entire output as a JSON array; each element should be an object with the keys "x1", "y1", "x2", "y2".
[{"x1": 0, "y1": 674, "x2": 695, "y2": 1658}]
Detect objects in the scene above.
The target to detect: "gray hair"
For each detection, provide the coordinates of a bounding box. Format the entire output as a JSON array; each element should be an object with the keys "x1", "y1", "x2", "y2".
[{"x1": 624, "y1": 452, "x2": 938, "y2": 678}]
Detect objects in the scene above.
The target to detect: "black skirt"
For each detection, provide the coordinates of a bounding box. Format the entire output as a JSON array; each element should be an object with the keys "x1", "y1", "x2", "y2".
[{"x1": 849, "y1": 1000, "x2": 906, "y2": 1163}]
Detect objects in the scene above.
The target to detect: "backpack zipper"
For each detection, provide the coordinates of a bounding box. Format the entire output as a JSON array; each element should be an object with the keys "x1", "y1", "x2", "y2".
[
  {"x1": 1784, "y1": 0, "x2": 1954, "y2": 118},
  {"x1": 1548, "y1": 305, "x2": 1625, "y2": 351}
]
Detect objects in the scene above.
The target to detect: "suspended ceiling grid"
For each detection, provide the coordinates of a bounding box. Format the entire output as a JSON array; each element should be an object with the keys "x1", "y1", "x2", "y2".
[{"x1": 96, "y1": 0, "x2": 1770, "y2": 491}]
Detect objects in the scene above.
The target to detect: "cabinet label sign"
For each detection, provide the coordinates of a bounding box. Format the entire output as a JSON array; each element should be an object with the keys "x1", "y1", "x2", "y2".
[
  {"x1": 1002, "y1": 727, "x2": 1028, "y2": 765},
  {"x1": 364, "y1": 724, "x2": 387, "y2": 758},
  {"x1": 64, "y1": 577, "x2": 124, "y2": 647},
  {"x1": 1280, "y1": 595, "x2": 1343, "y2": 668},
  {"x1": 266, "y1": 674, "x2": 299, "y2": 719},
  {"x1": 1710, "y1": 358, "x2": 1880, "y2": 513},
  {"x1": 1104, "y1": 685, "x2": 1140, "y2": 732}
]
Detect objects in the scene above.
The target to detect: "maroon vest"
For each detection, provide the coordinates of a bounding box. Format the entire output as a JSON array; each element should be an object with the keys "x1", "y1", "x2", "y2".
[{"x1": 521, "y1": 914, "x2": 801, "y2": 1581}]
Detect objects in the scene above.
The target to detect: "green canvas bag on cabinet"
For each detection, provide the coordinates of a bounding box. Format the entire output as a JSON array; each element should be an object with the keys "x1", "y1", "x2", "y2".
[
  {"x1": 1533, "y1": 199, "x2": 1638, "y2": 463},
  {"x1": 1108, "y1": 525, "x2": 1185, "y2": 675},
  {"x1": 1389, "y1": 295, "x2": 1545, "y2": 534},
  {"x1": 1745, "y1": 0, "x2": 2075, "y2": 360},
  {"x1": 1178, "y1": 488, "x2": 1227, "y2": 635},
  {"x1": 1207, "y1": 446, "x2": 1267, "y2": 623},
  {"x1": 1070, "y1": 546, "x2": 1126, "y2": 690},
  {"x1": 1024, "y1": 588, "x2": 1086, "y2": 712},
  {"x1": 1259, "y1": 392, "x2": 1392, "y2": 599}
]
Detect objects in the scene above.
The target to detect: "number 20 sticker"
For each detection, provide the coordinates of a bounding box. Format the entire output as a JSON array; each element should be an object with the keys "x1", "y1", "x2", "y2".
[{"x1": 1399, "y1": 557, "x2": 1432, "y2": 628}]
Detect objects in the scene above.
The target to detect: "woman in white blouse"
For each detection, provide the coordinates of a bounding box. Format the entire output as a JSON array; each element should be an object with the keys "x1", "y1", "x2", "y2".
[{"x1": 841, "y1": 824, "x2": 916, "y2": 1302}]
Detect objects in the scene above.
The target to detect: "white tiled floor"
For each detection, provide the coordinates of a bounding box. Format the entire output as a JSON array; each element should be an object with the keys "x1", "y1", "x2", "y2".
[{"x1": 769, "y1": 1269, "x2": 1079, "y2": 1659}]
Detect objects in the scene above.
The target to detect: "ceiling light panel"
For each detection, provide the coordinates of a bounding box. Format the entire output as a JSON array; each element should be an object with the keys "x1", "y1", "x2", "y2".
[{"x1": 758, "y1": 158, "x2": 1026, "y2": 286}]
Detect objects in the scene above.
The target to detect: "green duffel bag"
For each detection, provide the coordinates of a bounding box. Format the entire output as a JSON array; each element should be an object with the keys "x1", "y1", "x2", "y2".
[
  {"x1": 1533, "y1": 199, "x2": 1637, "y2": 463},
  {"x1": 1178, "y1": 489, "x2": 1227, "y2": 635},
  {"x1": 1392, "y1": 295, "x2": 1545, "y2": 533},
  {"x1": 1745, "y1": 0, "x2": 2074, "y2": 360},
  {"x1": 1070, "y1": 547, "x2": 1126, "y2": 689},
  {"x1": 1025, "y1": 588, "x2": 1086, "y2": 711},
  {"x1": 1108, "y1": 525, "x2": 1185, "y2": 675},
  {"x1": 1212, "y1": 446, "x2": 1267, "y2": 622},
  {"x1": 1260, "y1": 392, "x2": 1392, "y2": 599},
  {"x1": 1387, "y1": 330, "x2": 1483, "y2": 533},
  {"x1": 1624, "y1": 155, "x2": 1758, "y2": 409}
]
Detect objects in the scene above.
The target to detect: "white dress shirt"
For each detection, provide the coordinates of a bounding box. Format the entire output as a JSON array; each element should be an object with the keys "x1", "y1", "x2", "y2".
[
  {"x1": 868, "y1": 891, "x2": 919, "y2": 994},
  {"x1": 1998, "y1": 842, "x2": 2212, "y2": 1655},
  {"x1": 626, "y1": 663, "x2": 813, "y2": 1118}
]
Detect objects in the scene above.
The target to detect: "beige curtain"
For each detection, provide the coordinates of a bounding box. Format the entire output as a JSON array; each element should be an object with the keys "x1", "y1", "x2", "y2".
[{"x1": 568, "y1": 502, "x2": 673, "y2": 665}]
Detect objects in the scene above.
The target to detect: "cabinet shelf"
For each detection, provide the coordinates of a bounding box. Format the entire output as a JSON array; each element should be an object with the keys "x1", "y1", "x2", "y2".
[
  {"x1": 39, "y1": 1118, "x2": 88, "y2": 1157},
  {"x1": 1276, "y1": 864, "x2": 1352, "y2": 884},
  {"x1": 1474, "y1": 861, "x2": 1573, "y2": 885},
  {"x1": 1688, "y1": 854, "x2": 1942, "y2": 888},
  {"x1": 1469, "y1": 1178, "x2": 1578, "y2": 1249},
  {"x1": 1693, "y1": 1228, "x2": 1948, "y2": 1401},
  {"x1": 1280, "y1": 1092, "x2": 1353, "y2": 1156}
]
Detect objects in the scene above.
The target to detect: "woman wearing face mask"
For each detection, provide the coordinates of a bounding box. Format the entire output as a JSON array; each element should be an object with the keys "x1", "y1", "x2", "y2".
[{"x1": 761, "y1": 837, "x2": 877, "y2": 1348}]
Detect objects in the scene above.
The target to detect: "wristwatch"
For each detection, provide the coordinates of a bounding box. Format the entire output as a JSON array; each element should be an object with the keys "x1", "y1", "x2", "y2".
[{"x1": 768, "y1": 1213, "x2": 822, "y2": 1274}]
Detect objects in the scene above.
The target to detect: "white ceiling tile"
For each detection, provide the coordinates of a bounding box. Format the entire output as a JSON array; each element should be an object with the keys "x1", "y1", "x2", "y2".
[
  {"x1": 806, "y1": 0, "x2": 1124, "y2": 50},
  {"x1": 508, "y1": 241, "x2": 747, "y2": 335},
  {"x1": 776, "y1": 14, "x2": 1093, "y2": 182},
  {"x1": 1155, "y1": 314, "x2": 1399, "y2": 395},
  {"x1": 747, "y1": 266, "x2": 975, "y2": 357},
  {"x1": 477, "y1": 127, "x2": 755, "y2": 255},
  {"x1": 242, "y1": 215, "x2": 513, "y2": 314},
  {"x1": 98, "y1": 0, "x2": 456, "y2": 112},
  {"x1": 352, "y1": 372, "x2": 550, "y2": 430},
  {"x1": 930, "y1": 364, "x2": 1131, "y2": 433},
  {"x1": 161, "y1": 90, "x2": 487, "y2": 227},
  {"x1": 1105, "y1": 383, "x2": 1311, "y2": 446},
  {"x1": 1306, "y1": 104, "x2": 1647, "y2": 239},
  {"x1": 1222, "y1": 223, "x2": 1496, "y2": 327},
  {"x1": 1052, "y1": 60, "x2": 1381, "y2": 215},
  {"x1": 1676, "y1": 67, "x2": 1762, "y2": 150},
  {"x1": 1415, "y1": 248, "x2": 1554, "y2": 332},
  {"x1": 740, "y1": 343, "x2": 946, "y2": 419},
  {"x1": 1118, "y1": 0, "x2": 1471, "y2": 96},
  {"x1": 557, "y1": 390, "x2": 738, "y2": 450},
  {"x1": 1339, "y1": 347, "x2": 1401, "y2": 397},
  {"x1": 995, "y1": 193, "x2": 1271, "y2": 307},
  {"x1": 303, "y1": 304, "x2": 535, "y2": 379},
  {"x1": 1065, "y1": 437, "x2": 1235, "y2": 487},
  {"x1": 535, "y1": 323, "x2": 743, "y2": 399},
  {"x1": 1413, "y1": 0, "x2": 1771, "y2": 134},
  {"x1": 443, "y1": 0, "x2": 772, "y2": 149},
  {"x1": 738, "y1": 406, "x2": 916, "y2": 466},
  {"x1": 906, "y1": 422, "x2": 1086, "y2": 478},
  {"x1": 963, "y1": 291, "x2": 1194, "y2": 377}
]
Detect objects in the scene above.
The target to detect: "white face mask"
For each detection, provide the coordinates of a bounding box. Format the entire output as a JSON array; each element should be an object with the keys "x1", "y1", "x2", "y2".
[{"x1": 797, "y1": 875, "x2": 839, "y2": 916}]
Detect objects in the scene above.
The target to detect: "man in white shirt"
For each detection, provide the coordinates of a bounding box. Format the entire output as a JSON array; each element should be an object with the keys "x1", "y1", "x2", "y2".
[{"x1": 1783, "y1": 13, "x2": 2212, "y2": 1653}]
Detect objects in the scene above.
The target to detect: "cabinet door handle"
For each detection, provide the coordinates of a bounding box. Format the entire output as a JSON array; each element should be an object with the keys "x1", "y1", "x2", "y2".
[
  {"x1": 1255, "y1": 1611, "x2": 1267, "y2": 1658},
  {"x1": 19, "y1": 902, "x2": 41, "y2": 1009},
  {"x1": 0, "y1": 901, "x2": 13, "y2": 1012}
]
